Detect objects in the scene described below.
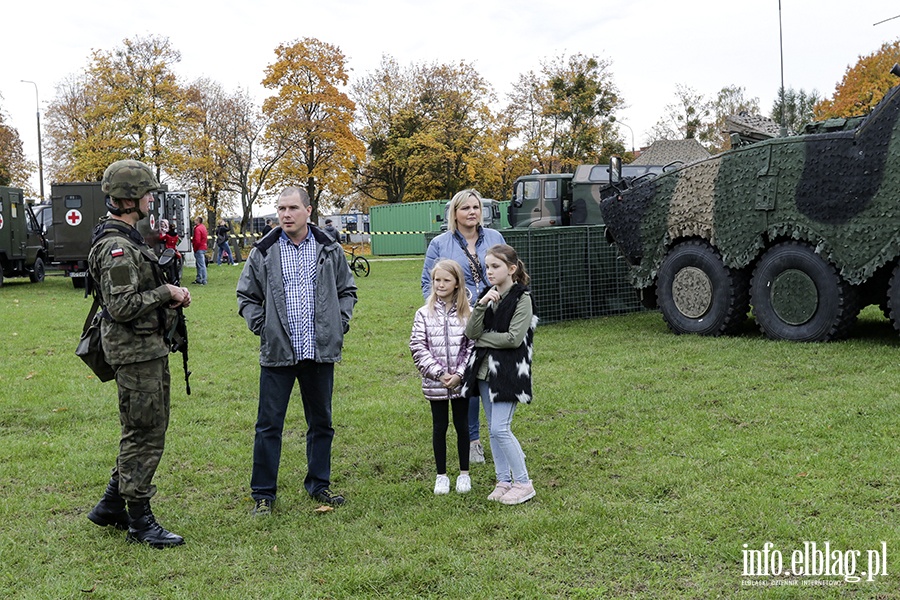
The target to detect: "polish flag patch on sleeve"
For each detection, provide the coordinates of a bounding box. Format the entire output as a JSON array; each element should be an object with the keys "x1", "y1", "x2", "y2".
[{"x1": 111, "y1": 247, "x2": 125, "y2": 258}]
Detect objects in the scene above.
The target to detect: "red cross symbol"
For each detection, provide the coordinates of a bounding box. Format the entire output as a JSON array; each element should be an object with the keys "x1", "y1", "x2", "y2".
[
  {"x1": 66, "y1": 209, "x2": 83, "y2": 226},
  {"x1": 0, "y1": 214, "x2": 4, "y2": 230}
]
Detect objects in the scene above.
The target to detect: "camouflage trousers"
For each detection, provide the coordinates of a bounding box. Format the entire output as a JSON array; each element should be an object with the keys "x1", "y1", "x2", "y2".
[{"x1": 111, "y1": 356, "x2": 171, "y2": 502}]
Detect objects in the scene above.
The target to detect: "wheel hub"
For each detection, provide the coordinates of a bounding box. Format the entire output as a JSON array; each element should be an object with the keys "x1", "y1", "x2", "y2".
[
  {"x1": 672, "y1": 266, "x2": 712, "y2": 318},
  {"x1": 770, "y1": 268, "x2": 818, "y2": 325}
]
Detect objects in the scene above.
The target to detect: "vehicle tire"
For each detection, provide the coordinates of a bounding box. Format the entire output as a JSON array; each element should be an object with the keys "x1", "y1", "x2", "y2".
[
  {"x1": 29, "y1": 257, "x2": 45, "y2": 283},
  {"x1": 885, "y1": 262, "x2": 900, "y2": 334},
  {"x1": 655, "y1": 240, "x2": 749, "y2": 336},
  {"x1": 351, "y1": 256, "x2": 370, "y2": 277},
  {"x1": 751, "y1": 241, "x2": 858, "y2": 341}
]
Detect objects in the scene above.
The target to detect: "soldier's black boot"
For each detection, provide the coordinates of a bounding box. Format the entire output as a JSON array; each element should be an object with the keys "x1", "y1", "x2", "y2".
[
  {"x1": 125, "y1": 500, "x2": 185, "y2": 549},
  {"x1": 87, "y1": 478, "x2": 129, "y2": 530}
]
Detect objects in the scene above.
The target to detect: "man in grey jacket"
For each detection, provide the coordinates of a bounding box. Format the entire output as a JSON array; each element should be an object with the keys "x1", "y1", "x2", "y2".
[{"x1": 237, "y1": 187, "x2": 357, "y2": 516}]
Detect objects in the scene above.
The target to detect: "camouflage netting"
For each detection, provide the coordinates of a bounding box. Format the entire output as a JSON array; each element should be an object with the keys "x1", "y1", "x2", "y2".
[{"x1": 601, "y1": 81, "x2": 900, "y2": 289}]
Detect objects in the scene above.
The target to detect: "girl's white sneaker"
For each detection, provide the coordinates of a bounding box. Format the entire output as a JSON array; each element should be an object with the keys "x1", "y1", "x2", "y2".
[
  {"x1": 434, "y1": 474, "x2": 450, "y2": 495},
  {"x1": 455, "y1": 474, "x2": 471, "y2": 493}
]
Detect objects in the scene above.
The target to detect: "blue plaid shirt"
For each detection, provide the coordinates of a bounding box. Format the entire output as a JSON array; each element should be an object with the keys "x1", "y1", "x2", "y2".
[{"x1": 280, "y1": 228, "x2": 318, "y2": 361}]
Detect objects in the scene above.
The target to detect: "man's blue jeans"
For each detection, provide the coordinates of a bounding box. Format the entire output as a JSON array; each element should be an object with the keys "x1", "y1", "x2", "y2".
[
  {"x1": 194, "y1": 250, "x2": 207, "y2": 284},
  {"x1": 251, "y1": 361, "x2": 335, "y2": 500}
]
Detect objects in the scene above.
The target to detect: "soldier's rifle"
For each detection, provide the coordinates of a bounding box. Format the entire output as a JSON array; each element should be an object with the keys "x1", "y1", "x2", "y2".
[{"x1": 158, "y1": 248, "x2": 192, "y2": 395}]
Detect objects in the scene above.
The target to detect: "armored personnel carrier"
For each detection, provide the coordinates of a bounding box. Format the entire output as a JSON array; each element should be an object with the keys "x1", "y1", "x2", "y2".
[{"x1": 601, "y1": 65, "x2": 900, "y2": 342}]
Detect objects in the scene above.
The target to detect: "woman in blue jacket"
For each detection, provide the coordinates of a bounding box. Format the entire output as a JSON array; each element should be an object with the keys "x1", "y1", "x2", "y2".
[{"x1": 421, "y1": 188, "x2": 505, "y2": 465}]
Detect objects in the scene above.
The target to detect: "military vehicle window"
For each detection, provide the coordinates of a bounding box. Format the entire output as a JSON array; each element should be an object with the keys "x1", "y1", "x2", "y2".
[
  {"x1": 34, "y1": 206, "x2": 51, "y2": 231},
  {"x1": 545, "y1": 180, "x2": 559, "y2": 200},
  {"x1": 64, "y1": 195, "x2": 83, "y2": 209},
  {"x1": 523, "y1": 181, "x2": 540, "y2": 200},
  {"x1": 589, "y1": 166, "x2": 607, "y2": 181},
  {"x1": 11, "y1": 202, "x2": 18, "y2": 218}
]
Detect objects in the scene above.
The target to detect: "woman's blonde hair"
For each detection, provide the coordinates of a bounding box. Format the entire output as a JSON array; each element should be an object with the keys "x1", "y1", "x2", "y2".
[
  {"x1": 447, "y1": 188, "x2": 484, "y2": 233},
  {"x1": 486, "y1": 244, "x2": 530, "y2": 286},
  {"x1": 426, "y1": 260, "x2": 471, "y2": 319}
]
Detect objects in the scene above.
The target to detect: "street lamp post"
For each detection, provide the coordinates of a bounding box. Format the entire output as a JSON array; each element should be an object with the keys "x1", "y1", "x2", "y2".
[
  {"x1": 608, "y1": 116, "x2": 635, "y2": 153},
  {"x1": 21, "y1": 80, "x2": 44, "y2": 201}
]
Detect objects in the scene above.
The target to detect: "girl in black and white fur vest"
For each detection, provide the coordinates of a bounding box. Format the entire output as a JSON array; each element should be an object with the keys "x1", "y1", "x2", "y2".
[{"x1": 461, "y1": 244, "x2": 538, "y2": 505}]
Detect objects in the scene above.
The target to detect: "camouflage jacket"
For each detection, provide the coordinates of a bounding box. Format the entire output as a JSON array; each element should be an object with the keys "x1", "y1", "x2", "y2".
[{"x1": 87, "y1": 217, "x2": 175, "y2": 365}]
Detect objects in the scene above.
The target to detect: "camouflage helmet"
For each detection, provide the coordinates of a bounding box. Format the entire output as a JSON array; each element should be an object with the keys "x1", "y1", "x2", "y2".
[{"x1": 101, "y1": 159, "x2": 159, "y2": 200}]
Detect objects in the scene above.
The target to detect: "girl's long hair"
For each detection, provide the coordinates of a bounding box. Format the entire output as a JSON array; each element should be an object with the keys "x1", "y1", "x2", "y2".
[
  {"x1": 426, "y1": 260, "x2": 472, "y2": 319},
  {"x1": 486, "y1": 244, "x2": 530, "y2": 286}
]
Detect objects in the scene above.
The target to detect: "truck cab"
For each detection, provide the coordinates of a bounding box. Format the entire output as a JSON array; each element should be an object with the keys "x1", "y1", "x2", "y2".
[
  {"x1": 508, "y1": 172, "x2": 574, "y2": 228},
  {"x1": 508, "y1": 164, "x2": 665, "y2": 228},
  {"x1": 0, "y1": 187, "x2": 49, "y2": 287},
  {"x1": 438, "y1": 198, "x2": 502, "y2": 230}
]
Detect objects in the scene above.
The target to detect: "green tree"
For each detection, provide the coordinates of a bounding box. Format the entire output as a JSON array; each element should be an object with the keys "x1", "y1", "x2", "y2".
[
  {"x1": 650, "y1": 84, "x2": 709, "y2": 144},
  {"x1": 503, "y1": 70, "x2": 552, "y2": 173},
  {"x1": 262, "y1": 37, "x2": 365, "y2": 221},
  {"x1": 707, "y1": 85, "x2": 760, "y2": 152},
  {"x1": 544, "y1": 53, "x2": 622, "y2": 172},
  {"x1": 771, "y1": 87, "x2": 821, "y2": 134},
  {"x1": 503, "y1": 54, "x2": 624, "y2": 176},
  {"x1": 816, "y1": 39, "x2": 900, "y2": 119},
  {"x1": 0, "y1": 95, "x2": 33, "y2": 189},
  {"x1": 351, "y1": 55, "x2": 422, "y2": 204}
]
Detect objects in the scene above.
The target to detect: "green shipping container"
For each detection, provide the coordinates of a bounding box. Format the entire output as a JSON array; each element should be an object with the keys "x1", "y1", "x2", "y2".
[{"x1": 370, "y1": 201, "x2": 445, "y2": 256}]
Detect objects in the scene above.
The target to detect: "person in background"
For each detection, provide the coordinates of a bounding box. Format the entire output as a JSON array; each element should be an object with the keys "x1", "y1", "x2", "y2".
[
  {"x1": 237, "y1": 186, "x2": 357, "y2": 516},
  {"x1": 461, "y1": 244, "x2": 537, "y2": 505},
  {"x1": 261, "y1": 218, "x2": 274, "y2": 236},
  {"x1": 157, "y1": 219, "x2": 183, "y2": 281},
  {"x1": 158, "y1": 219, "x2": 179, "y2": 252},
  {"x1": 323, "y1": 218, "x2": 340, "y2": 242},
  {"x1": 86, "y1": 159, "x2": 191, "y2": 548},
  {"x1": 410, "y1": 260, "x2": 474, "y2": 495},
  {"x1": 191, "y1": 216, "x2": 208, "y2": 285},
  {"x1": 421, "y1": 189, "x2": 505, "y2": 466},
  {"x1": 215, "y1": 219, "x2": 236, "y2": 266}
]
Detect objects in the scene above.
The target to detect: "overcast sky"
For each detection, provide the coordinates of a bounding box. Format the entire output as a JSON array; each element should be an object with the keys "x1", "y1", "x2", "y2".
[{"x1": 2, "y1": 0, "x2": 899, "y2": 200}]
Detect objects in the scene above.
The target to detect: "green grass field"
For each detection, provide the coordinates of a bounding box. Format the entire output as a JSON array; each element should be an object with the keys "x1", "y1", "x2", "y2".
[{"x1": 2, "y1": 257, "x2": 899, "y2": 599}]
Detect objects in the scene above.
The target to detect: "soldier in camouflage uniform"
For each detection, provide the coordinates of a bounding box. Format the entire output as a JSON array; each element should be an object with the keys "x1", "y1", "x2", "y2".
[{"x1": 85, "y1": 159, "x2": 192, "y2": 549}]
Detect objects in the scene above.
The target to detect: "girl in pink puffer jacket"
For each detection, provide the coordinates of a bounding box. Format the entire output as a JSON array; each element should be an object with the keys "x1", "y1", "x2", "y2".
[{"x1": 410, "y1": 260, "x2": 475, "y2": 495}]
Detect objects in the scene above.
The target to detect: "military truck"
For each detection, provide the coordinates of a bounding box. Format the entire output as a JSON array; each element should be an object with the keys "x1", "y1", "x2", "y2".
[
  {"x1": 438, "y1": 197, "x2": 502, "y2": 230},
  {"x1": 600, "y1": 64, "x2": 900, "y2": 342},
  {"x1": 42, "y1": 182, "x2": 191, "y2": 287},
  {"x1": 0, "y1": 187, "x2": 49, "y2": 287},
  {"x1": 509, "y1": 163, "x2": 663, "y2": 228}
]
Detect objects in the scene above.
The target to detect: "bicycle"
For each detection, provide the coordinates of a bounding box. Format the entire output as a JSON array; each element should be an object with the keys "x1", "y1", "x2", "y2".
[{"x1": 345, "y1": 245, "x2": 370, "y2": 277}]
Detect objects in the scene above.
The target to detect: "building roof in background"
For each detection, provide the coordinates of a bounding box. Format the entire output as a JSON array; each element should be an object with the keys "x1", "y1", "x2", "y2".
[{"x1": 631, "y1": 139, "x2": 711, "y2": 166}]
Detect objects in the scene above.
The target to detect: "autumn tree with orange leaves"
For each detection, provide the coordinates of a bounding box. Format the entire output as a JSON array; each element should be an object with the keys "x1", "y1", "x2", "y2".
[
  {"x1": 815, "y1": 40, "x2": 900, "y2": 119},
  {"x1": 262, "y1": 37, "x2": 365, "y2": 221}
]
